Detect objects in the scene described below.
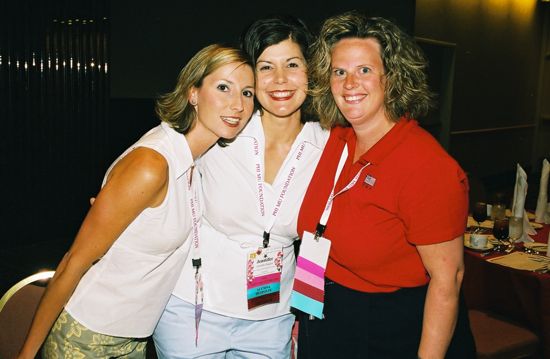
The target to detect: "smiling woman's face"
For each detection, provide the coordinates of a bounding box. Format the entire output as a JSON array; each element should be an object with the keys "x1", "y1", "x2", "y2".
[
  {"x1": 189, "y1": 61, "x2": 255, "y2": 141},
  {"x1": 254, "y1": 39, "x2": 308, "y2": 119},
  {"x1": 330, "y1": 37, "x2": 387, "y2": 128}
]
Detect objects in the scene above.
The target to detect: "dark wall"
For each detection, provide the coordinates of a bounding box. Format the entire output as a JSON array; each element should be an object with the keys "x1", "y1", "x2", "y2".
[
  {"x1": 1, "y1": 0, "x2": 110, "y2": 294},
  {"x1": 415, "y1": 0, "x2": 550, "y2": 205},
  {"x1": 536, "y1": 4, "x2": 550, "y2": 177},
  {"x1": 107, "y1": 0, "x2": 416, "y2": 169},
  {"x1": 417, "y1": 1, "x2": 541, "y2": 132},
  {"x1": 110, "y1": 0, "x2": 415, "y2": 99}
]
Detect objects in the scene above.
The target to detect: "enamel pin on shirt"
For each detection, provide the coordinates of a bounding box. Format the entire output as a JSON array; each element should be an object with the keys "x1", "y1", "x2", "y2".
[{"x1": 364, "y1": 174, "x2": 376, "y2": 187}]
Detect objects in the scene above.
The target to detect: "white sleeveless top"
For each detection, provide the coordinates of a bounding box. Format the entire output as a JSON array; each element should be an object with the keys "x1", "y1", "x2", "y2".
[
  {"x1": 172, "y1": 112, "x2": 329, "y2": 320},
  {"x1": 65, "y1": 122, "x2": 196, "y2": 337}
]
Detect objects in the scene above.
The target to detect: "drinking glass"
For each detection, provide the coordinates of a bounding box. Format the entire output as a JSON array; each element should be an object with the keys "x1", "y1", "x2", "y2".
[
  {"x1": 490, "y1": 203, "x2": 506, "y2": 221},
  {"x1": 472, "y1": 202, "x2": 487, "y2": 232},
  {"x1": 493, "y1": 218, "x2": 509, "y2": 243},
  {"x1": 508, "y1": 216, "x2": 523, "y2": 245}
]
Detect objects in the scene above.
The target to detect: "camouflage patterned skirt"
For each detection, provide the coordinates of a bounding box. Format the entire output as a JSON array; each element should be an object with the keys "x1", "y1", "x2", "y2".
[{"x1": 42, "y1": 310, "x2": 147, "y2": 359}]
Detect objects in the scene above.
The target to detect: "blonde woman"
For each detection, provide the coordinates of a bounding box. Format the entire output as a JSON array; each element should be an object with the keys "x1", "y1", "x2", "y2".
[
  {"x1": 297, "y1": 12, "x2": 475, "y2": 359},
  {"x1": 17, "y1": 44, "x2": 255, "y2": 359}
]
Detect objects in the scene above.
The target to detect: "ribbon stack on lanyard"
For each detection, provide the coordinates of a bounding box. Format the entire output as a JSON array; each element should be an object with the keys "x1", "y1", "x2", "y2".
[
  {"x1": 247, "y1": 140, "x2": 306, "y2": 310},
  {"x1": 188, "y1": 168, "x2": 203, "y2": 346},
  {"x1": 291, "y1": 144, "x2": 371, "y2": 319}
]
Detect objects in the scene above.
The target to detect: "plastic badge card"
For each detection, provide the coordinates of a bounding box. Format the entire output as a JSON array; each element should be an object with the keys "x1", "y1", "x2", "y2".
[
  {"x1": 246, "y1": 247, "x2": 283, "y2": 310},
  {"x1": 290, "y1": 231, "x2": 331, "y2": 319}
]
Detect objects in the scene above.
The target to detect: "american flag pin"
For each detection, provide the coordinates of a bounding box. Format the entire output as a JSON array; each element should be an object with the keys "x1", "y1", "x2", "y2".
[{"x1": 364, "y1": 174, "x2": 376, "y2": 187}]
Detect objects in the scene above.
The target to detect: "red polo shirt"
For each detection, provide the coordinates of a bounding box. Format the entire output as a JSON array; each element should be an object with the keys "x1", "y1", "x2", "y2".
[{"x1": 297, "y1": 119, "x2": 469, "y2": 293}]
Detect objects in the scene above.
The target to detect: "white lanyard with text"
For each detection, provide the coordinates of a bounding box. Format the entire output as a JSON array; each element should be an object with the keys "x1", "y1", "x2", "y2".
[
  {"x1": 188, "y1": 167, "x2": 203, "y2": 346},
  {"x1": 252, "y1": 138, "x2": 306, "y2": 247},
  {"x1": 246, "y1": 139, "x2": 305, "y2": 310},
  {"x1": 317, "y1": 144, "x2": 371, "y2": 236}
]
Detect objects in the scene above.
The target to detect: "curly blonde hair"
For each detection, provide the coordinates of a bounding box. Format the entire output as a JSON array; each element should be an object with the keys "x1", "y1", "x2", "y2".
[
  {"x1": 155, "y1": 44, "x2": 252, "y2": 136},
  {"x1": 309, "y1": 11, "x2": 434, "y2": 129}
]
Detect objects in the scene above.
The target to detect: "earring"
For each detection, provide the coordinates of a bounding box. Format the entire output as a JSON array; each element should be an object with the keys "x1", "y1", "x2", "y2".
[{"x1": 190, "y1": 98, "x2": 197, "y2": 106}]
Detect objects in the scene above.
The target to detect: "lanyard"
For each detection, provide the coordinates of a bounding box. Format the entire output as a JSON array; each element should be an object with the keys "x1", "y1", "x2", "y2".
[
  {"x1": 187, "y1": 167, "x2": 203, "y2": 346},
  {"x1": 188, "y1": 167, "x2": 201, "y2": 268},
  {"x1": 253, "y1": 138, "x2": 307, "y2": 247},
  {"x1": 315, "y1": 144, "x2": 371, "y2": 239}
]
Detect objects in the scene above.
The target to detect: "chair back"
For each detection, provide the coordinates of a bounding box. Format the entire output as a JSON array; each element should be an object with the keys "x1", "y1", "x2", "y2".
[
  {"x1": 0, "y1": 271, "x2": 54, "y2": 359},
  {"x1": 468, "y1": 309, "x2": 540, "y2": 358}
]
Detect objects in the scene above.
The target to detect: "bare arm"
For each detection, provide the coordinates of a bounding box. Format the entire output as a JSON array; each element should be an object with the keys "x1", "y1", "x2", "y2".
[
  {"x1": 416, "y1": 235, "x2": 464, "y2": 359},
  {"x1": 17, "y1": 147, "x2": 169, "y2": 359}
]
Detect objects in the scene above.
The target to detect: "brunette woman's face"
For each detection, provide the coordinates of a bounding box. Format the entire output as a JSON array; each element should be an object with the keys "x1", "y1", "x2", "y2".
[{"x1": 254, "y1": 39, "x2": 308, "y2": 119}]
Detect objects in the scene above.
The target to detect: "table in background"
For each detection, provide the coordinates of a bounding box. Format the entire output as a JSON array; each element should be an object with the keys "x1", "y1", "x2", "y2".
[{"x1": 463, "y1": 224, "x2": 550, "y2": 358}]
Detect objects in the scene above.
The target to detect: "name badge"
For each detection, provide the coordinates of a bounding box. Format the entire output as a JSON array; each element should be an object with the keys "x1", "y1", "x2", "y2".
[
  {"x1": 290, "y1": 231, "x2": 331, "y2": 319},
  {"x1": 246, "y1": 246, "x2": 283, "y2": 310}
]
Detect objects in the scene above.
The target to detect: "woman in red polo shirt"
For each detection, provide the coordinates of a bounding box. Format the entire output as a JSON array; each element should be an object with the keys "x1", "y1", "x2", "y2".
[{"x1": 296, "y1": 12, "x2": 475, "y2": 359}]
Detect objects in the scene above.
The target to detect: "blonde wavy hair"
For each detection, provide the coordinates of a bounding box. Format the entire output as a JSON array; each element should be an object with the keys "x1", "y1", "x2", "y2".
[
  {"x1": 309, "y1": 11, "x2": 434, "y2": 129},
  {"x1": 155, "y1": 44, "x2": 252, "y2": 138}
]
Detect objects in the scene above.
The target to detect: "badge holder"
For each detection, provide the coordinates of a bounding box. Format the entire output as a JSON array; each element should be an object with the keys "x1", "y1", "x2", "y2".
[
  {"x1": 247, "y1": 232, "x2": 283, "y2": 310},
  {"x1": 290, "y1": 224, "x2": 331, "y2": 319},
  {"x1": 192, "y1": 258, "x2": 203, "y2": 346},
  {"x1": 290, "y1": 144, "x2": 369, "y2": 319}
]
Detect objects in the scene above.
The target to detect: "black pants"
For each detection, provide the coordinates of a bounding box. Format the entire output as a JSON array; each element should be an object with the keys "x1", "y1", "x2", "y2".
[{"x1": 297, "y1": 280, "x2": 476, "y2": 359}]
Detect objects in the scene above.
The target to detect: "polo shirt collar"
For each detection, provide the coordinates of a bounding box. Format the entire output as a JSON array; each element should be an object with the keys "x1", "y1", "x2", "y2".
[
  {"x1": 299, "y1": 122, "x2": 327, "y2": 150},
  {"x1": 239, "y1": 110, "x2": 326, "y2": 150},
  {"x1": 342, "y1": 118, "x2": 418, "y2": 165},
  {"x1": 160, "y1": 121, "x2": 193, "y2": 179}
]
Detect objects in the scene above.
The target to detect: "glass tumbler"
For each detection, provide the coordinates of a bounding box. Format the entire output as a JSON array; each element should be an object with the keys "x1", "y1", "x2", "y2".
[
  {"x1": 493, "y1": 218, "x2": 509, "y2": 241},
  {"x1": 490, "y1": 203, "x2": 506, "y2": 220}
]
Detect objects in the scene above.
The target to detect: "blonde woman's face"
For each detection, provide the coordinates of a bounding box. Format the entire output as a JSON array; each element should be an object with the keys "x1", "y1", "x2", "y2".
[
  {"x1": 190, "y1": 62, "x2": 255, "y2": 141},
  {"x1": 255, "y1": 39, "x2": 308, "y2": 119},
  {"x1": 329, "y1": 37, "x2": 387, "y2": 128}
]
